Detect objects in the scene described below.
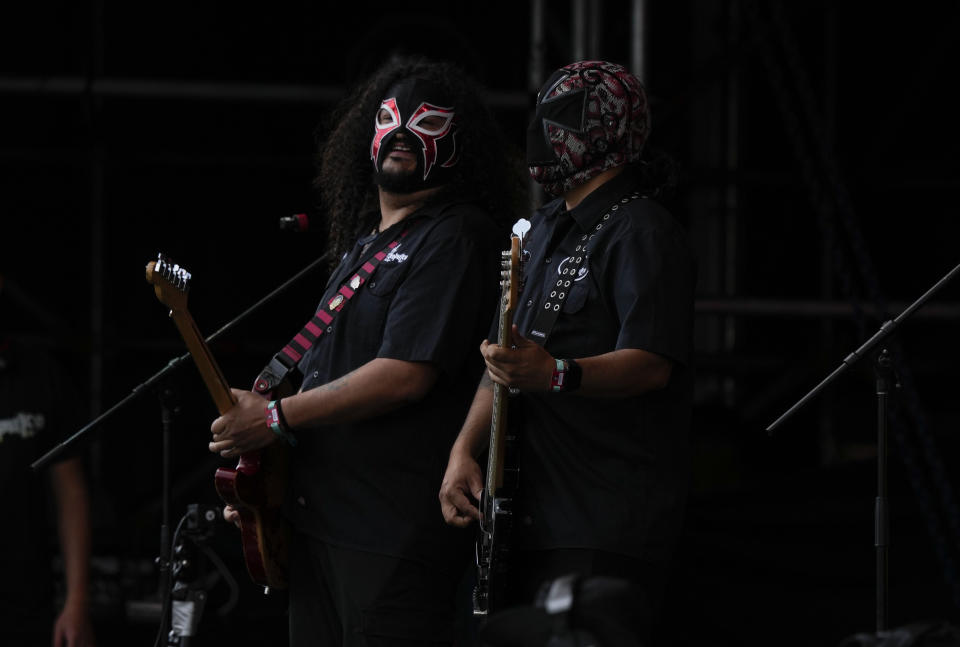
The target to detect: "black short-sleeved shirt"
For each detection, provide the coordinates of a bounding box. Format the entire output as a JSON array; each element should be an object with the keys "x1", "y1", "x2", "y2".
[
  {"x1": 510, "y1": 167, "x2": 697, "y2": 562},
  {"x1": 287, "y1": 199, "x2": 504, "y2": 566},
  {"x1": 0, "y1": 339, "x2": 83, "y2": 626}
]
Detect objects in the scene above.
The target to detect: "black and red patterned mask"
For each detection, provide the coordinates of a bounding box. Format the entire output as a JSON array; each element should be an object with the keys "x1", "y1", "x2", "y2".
[
  {"x1": 527, "y1": 61, "x2": 650, "y2": 196},
  {"x1": 370, "y1": 78, "x2": 459, "y2": 193}
]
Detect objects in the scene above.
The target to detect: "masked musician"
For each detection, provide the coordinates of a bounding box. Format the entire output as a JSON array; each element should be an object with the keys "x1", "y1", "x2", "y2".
[
  {"x1": 440, "y1": 60, "x2": 696, "y2": 641},
  {"x1": 209, "y1": 56, "x2": 522, "y2": 646}
]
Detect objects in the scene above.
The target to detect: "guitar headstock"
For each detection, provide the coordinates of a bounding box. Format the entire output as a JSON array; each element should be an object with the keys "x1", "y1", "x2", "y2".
[
  {"x1": 145, "y1": 253, "x2": 192, "y2": 313},
  {"x1": 501, "y1": 218, "x2": 530, "y2": 314}
]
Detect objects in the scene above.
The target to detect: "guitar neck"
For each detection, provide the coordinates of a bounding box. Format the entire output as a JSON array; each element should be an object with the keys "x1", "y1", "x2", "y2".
[
  {"x1": 485, "y1": 303, "x2": 513, "y2": 496},
  {"x1": 486, "y1": 384, "x2": 509, "y2": 494},
  {"x1": 169, "y1": 308, "x2": 236, "y2": 414}
]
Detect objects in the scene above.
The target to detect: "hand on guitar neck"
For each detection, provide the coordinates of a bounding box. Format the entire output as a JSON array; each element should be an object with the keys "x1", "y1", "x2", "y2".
[
  {"x1": 480, "y1": 324, "x2": 556, "y2": 392},
  {"x1": 209, "y1": 387, "x2": 278, "y2": 458},
  {"x1": 209, "y1": 388, "x2": 281, "y2": 528}
]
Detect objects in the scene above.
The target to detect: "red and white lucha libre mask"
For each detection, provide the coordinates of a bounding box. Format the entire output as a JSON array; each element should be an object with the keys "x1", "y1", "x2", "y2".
[{"x1": 370, "y1": 78, "x2": 459, "y2": 192}]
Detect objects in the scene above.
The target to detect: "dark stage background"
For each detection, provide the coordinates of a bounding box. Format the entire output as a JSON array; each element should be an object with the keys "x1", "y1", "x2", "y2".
[{"x1": 2, "y1": 1, "x2": 960, "y2": 645}]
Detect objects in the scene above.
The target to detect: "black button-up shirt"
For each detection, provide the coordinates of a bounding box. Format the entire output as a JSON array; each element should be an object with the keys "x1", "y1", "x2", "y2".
[
  {"x1": 0, "y1": 341, "x2": 83, "y2": 626},
  {"x1": 289, "y1": 199, "x2": 504, "y2": 565},
  {"x1": 511, "y1": 167, "x2": 697, "y2": 561}
]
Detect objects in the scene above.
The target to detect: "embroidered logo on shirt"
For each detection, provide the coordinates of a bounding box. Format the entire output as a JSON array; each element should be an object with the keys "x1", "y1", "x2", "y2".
[
  {"x1": 383, "y1": 243, "x2": 409, "y2": 265},
  {"x1": 0, "y1": 412, "x2": 46, "y2": 442},
  {"x1": 557, "y1": 256, "x2": 589, "y2": 281}
]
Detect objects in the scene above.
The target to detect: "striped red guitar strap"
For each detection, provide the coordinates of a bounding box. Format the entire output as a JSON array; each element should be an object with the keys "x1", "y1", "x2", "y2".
[{"x1": 253, "y1": 230, "x2": 410, "y2": 395}]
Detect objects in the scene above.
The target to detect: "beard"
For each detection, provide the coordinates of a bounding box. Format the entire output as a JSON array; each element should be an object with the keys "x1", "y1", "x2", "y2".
[{"x1": 374, "y1": 164, "x2": 424, "y2": 194}]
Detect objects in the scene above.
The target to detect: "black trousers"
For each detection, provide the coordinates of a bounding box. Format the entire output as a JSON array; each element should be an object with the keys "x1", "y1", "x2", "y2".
[{"x1": 288, "y1": 531, "x2": 462, "y2": 647}]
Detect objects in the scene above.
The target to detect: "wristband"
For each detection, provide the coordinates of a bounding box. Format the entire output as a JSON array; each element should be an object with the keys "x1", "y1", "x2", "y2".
[
  {"x1": 550, "y1": 359, "x2": 568, "y2": 392},
  {"x1": 550, "y1": 358, "x2": 582, "y2": 393},
  {"x1": 265, "y1": 399, "x2": 298, "y2": 447}
]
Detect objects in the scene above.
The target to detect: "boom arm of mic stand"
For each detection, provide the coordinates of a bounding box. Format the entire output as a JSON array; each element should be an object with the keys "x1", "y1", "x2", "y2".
[
  {"x1": 31, "y1": 250, "x2": 333, "y2": 471},
  {"x1": 766, "y1": 260, "x2": 960, "y2": 435}
]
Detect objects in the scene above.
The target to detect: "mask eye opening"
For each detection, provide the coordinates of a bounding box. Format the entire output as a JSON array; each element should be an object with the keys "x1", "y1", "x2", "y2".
[
  {"x1": 376, "y1": 100, "x2": 400, "y2": 130},
  {"x1": 408, "y1": 109, "x2": 453, "y2": 136}
]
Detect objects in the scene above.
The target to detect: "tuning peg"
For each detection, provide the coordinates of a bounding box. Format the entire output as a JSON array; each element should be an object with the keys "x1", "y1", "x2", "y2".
[{"x1": 512, "y1": 218, "x2": 531, "y2": 239}]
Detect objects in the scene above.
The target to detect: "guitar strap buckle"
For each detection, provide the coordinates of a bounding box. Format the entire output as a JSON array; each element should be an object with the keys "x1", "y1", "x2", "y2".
[{"x1": 253, "y1": 356, "x2": 292, "y2": 395}]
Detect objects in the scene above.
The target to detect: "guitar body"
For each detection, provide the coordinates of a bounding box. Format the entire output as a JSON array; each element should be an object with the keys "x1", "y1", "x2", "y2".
[
  {"x1": 474, "y1": 412, "x2": 519, "y2": 615},
  {"x1": 214, "y1": 443, "x2": 289, "y2": 589},
  {"x1": 145, "y1": 255, "x2": 289, "y2": 590}
]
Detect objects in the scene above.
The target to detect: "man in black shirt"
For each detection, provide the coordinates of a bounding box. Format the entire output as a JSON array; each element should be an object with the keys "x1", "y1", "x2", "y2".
[
  {"x1": 440, "y1": 60, "x2": 696, "y2": 639},
  {"x1": 208, "y1": 56, "x2": 520, "y2": 646},
  {"x1": 0, "y1": 275, "x2": 96, "y2": 647}
]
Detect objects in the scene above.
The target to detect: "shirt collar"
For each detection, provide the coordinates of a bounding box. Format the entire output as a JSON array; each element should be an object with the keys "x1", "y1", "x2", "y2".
[
  {"x1": 539, "y1": 165, "x2": 641, "y2": 232},
  {"x1": 355, "y1": 197, "x2": 450, "y2": 249}
]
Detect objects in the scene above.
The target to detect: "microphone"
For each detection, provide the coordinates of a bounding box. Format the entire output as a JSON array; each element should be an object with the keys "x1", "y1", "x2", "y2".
[{"x1": 279, "y1": 213, "x2": 310, "y2": 232}]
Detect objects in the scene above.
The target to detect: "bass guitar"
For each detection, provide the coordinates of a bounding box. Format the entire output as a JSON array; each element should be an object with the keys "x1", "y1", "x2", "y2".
[
  {"x1": 473, "y1": 219, "x2": 528, "y2": 616},
  {"x1": 146, "y1": 254, "x2": 288, "y2": 591}
]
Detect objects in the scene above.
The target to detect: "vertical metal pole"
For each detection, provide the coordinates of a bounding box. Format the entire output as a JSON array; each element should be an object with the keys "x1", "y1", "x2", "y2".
[
  {"x1": 528, "y1": 0, "x2": 545, "y2": 94},
  {"x1": 586, "y1": 1, "x2": 602, "y2": 60},
  {"x1": 685, "y1": 2, "x2": 726, "y2": 403},
  {"x1": 528, "y1": 0, "x2": 546, "y2": 211},
  {"x1": 722, "y1": 0, "x2": 741, "y2": 407},
  {"x1": 87, "y1": 0, "x2": 105, "y2": 479},
  {"x1": 572, "y1": 0, "x2": 586, "y2": 62},
  {"x1": 631, "y1": 0, "x2": 647, "y2": 82},
  {"x1": 158, "y1": 389, "x2": 176, "y2": 644},
  {"x1": 818, "y1": 3, "x2": 840, "y2": 466},
  {"x1": 875, "y1": 350, "x2": 891, "y2": 632}
]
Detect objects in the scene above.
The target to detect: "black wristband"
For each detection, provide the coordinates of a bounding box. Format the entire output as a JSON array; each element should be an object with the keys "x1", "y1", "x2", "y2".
[
  {"x1": 265, "y1": 399, "x2": 298, "y2": 447},
  {"x1": 565, "y1": 359, "x2": 582, "y2": 392},
  {"x1": 275, "y1": 398, "x2": 292, "y2": 431}
]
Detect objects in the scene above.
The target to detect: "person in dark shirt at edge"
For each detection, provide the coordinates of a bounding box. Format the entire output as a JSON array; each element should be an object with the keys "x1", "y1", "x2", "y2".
[
  {"x1": 0, "y1": 274, "x2": 96, "y2": 647},
  {"x1": 206, "y1": 55, "x2": 523, "y2": 646},
  {"x1": 440, "y1": 60, "x2": 697, "y2": 643}
]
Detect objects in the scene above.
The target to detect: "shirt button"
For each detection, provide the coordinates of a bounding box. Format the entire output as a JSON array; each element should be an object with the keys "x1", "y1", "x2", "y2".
[
  {"x1": 526, "y1": 299, "x2": 533, "y2": 307},
  {"x1": 313, "y1": 371, "x2": 319, "y2": 379},
  {"x1": 544, "y1": 257, "x2": 552, "y2": 264},
  {"x1": 326, "y1": 326, "x2": 333, "y2": 333},
  {"x1": 369, "y1": 281, "x2": 376, "y2": 288}
]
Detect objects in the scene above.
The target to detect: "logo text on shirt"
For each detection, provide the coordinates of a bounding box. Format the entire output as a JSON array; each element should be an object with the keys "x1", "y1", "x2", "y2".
[
  {"x1": 383, "y1": 243, "x2": 409, "y2": 264},
  {"x1": 557, "y1": 256, "x2": 589, "y2": 281}
]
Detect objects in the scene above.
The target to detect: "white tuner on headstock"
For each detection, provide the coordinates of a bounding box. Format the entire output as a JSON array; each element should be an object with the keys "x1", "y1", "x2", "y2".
[{"x1": 511, "y1": 218, "x2": 531, "y2": 240}]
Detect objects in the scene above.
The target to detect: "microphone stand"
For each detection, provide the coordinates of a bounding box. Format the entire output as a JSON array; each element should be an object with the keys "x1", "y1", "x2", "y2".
[
  {"x1": 29, "y1": 248, "x2": 331, "y2": 642},
  {"x1": 767, "y1": 261, "x2": 960, "y2": 633},
  {"x1": 156, "y1": 384, "x2": 180, "y2": 645}
]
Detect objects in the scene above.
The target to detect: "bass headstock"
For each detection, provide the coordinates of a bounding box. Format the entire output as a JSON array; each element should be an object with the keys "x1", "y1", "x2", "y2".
[
  {"x1": 145, "y1": 253, "x2": 192, "y2": 313},
  {"x1": 501, "y1": 218, "x2": 531, "y2": 314}
]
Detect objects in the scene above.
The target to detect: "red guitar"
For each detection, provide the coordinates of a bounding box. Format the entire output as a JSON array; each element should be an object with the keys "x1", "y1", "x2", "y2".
[{"x1": 146, "y1": 254, "x2": 288, "y2": 590}]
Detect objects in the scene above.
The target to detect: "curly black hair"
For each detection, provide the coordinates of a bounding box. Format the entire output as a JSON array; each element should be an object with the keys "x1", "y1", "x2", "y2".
[{"x1": 313, "y1": 54, "x2": 526, "y2": 264}]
